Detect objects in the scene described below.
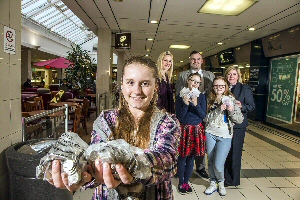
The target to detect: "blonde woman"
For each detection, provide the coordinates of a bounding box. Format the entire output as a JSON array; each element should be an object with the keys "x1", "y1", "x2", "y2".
[{"x1": 156, "y1": 51, "x2": 175, "y2": 113}]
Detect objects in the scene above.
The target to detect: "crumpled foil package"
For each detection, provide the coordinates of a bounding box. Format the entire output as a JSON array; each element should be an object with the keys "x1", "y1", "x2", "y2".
[
  {"x1": 36, "y1": 132, "x2": 89, "y2": 186},
  {"x1": 85, "y1": 139, "x2": 151, "y2": 180}
]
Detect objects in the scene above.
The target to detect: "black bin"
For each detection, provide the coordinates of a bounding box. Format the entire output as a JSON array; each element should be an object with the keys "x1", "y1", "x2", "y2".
[{"x1": 5, "y1": 140, "x2": 73, "y2": 200}]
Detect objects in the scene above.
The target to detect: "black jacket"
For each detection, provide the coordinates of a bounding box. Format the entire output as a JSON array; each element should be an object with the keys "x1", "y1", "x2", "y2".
[{"x1": 231, "y1": 82, "x2": 255, "y2": 129}]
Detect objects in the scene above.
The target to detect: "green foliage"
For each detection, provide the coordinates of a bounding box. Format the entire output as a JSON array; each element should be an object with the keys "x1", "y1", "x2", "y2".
[{"x1": 65, "y1": 44, "x2": 96, "y2": 92}]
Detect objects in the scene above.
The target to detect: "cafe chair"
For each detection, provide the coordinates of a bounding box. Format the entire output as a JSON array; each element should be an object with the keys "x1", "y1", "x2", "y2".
[
  {"x1": 80, "y1": 98, "x2": 90, "y2": 135},
  {"x1": 68, "y1": 105, "x2": 82, "y2": 134},
  {"x1": 34, "y1": 96, "x2": 44, "y2": 110},
  {"x1": 25, "y1": 123, "x2": 43, "y2": 140},
  {"x1": 24, "y1": 101, "x2": 39, "y2": 112}
]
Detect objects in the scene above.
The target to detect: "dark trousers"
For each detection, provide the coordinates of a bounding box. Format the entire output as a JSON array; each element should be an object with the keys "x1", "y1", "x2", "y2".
[
  {"x1": 177, "y1": 155, "x2": 195, "y2": 185},
  {"x1": 224, "y1": 127, "x2": 246, "y2": 186}
]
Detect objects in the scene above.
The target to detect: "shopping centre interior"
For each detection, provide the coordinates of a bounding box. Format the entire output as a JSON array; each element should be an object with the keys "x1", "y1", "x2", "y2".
[{"x1": 1, "y1": 0, "x2": 300, "y2": 199}]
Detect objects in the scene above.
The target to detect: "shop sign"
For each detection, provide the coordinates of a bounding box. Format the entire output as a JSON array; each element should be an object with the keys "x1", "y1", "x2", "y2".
[
  {"x1": 4, "y1": 26, "x2": 16, "y2": 54},
  {"x1": 266, "y1": 57, "x2": 299, "y2": 123}
]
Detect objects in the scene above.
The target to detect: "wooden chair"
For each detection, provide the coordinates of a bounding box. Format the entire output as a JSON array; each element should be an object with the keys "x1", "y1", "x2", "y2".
[
  {"x1": 34, "y1": 96, "x2": 44, "y2": 110},
  {"x1": 80, "y1": 98, "x2": 90, "y2": 135},
  {"x1": 25, "y1": 123, "x2": 43, "y2": 140},
  {"x1": 68, "y1": 105, "x2": 82, "y2": 133},
  {"x1": 24, "y1": 101, "x2": 39, "y2": 112}
]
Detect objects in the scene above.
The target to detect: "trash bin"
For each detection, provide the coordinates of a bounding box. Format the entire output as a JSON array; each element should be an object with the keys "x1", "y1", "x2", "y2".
[{"x1": 5, "y1": 139, "x2": 73, "y2": 200}]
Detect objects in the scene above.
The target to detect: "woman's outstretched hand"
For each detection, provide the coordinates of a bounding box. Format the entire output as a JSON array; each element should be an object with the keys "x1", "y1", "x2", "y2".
[
  {"x1": 88, "y1": 159, "x2": 135, "y2": 189},
  {"x1": 48, "y1": 160, "x2": 92, "y2": 193}
]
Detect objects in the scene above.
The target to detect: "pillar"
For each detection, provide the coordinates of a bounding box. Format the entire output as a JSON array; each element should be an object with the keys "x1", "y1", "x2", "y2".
[
  {"x1": 0, "y1": 1, "x2": 21, "y2": 199},
  {"x1": 96, "y1": 28, "x2": 112, "y2": 107},
  {"x1": 117, "y1": 51, "x2": 125, "y2": 86},
  {"x1": 21, "y1": 48, "x2": 31, "y2": 84}
]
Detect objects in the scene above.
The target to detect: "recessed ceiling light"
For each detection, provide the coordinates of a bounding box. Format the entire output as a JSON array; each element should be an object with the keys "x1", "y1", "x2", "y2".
[
  {"x1": 180, "y1": 61, "x2": 183, "y2": 62},
  {"x1": 217, "y1": 42, "x2": 223, "y2": 45},
  {"x1": 198, "y1": 0, "x2": 258, "y2": 16},
  {"x1": 0, "y1": 58, "x2": 3, "y2": 59},
  {"x1": 248, "y1": 27, "x2": 255, "y2": 31},
  {"x1": 169, "y1": 45, "x2": 191, "y2": 49},
  {"x1": 145, "y1": 54, "x2": 149, "y2": 57},
  {"x1": 40, "y1": 59, "x2": 47, "y2": 61},
  {"x1": 246, "y1": 65, "x2": 250, "y2": 68},
  {"x1": 221, "y1": 67, "x2": 225, "y2": 68},
  {"x1": 150, "y1": 20, "x2": 158, "y2": 24},
  {"x1": 199, "y1": 52, "x2": 203, "y2": 54},
  {"x1": 238, "y1": 66, "x2": 244, "y2": 68},
  {"x1": 147, "y1": 38, "x2": 153, "y2": 41}
]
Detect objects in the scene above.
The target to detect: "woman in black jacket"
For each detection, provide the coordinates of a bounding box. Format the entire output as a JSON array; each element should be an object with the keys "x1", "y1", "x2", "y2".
[{"x1": 224, "y1": 66, "x2": 255, "y2": 186}]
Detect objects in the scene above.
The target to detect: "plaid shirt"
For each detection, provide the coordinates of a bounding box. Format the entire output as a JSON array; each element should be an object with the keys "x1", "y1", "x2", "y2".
[{"x1": 85, "y1": 108, "x2": 180, "y2": 200}]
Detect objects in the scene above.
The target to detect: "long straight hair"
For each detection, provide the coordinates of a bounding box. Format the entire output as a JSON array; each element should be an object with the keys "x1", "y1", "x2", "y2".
[
  {"x1": 157, "y1": 51, "x2": 173, "y2": 83},
  {"x1": 207, "y1": 76, "x2": 233, "y2": 111},
  {"x1": 110, "y1": 56, "x2": 158, "y2": 149}
]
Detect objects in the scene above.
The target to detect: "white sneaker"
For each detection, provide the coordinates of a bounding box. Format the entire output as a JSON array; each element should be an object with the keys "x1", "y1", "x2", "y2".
[
  {"x1": 218, "y1": 182, "x2": 226, "y2": 196},
  {"x1": 204, "y1": 181, "x2": 218, "y2": 195}
]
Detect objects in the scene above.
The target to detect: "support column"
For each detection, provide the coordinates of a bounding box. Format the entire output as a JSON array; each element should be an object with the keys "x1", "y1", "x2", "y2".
[
  {"x1": 96, "y1": 28, "x2": 112, "y2": 107},
  {"x1": 117, "y1": 51, "x2": 125, "y2": 86},
  {"x1": 21, "y1": 48, "x2": 31, "y2": 83}
]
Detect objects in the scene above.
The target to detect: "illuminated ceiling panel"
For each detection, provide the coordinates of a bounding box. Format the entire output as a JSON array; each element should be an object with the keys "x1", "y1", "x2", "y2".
[{"x1": 21, "y1": 0, "x2": 96, "y2": 44}]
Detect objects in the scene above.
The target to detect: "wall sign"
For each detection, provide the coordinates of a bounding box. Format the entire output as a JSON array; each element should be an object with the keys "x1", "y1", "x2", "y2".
[
  {"x1": 266, "y1": 57, "x2": 299, "y2": 123},
  {"x1": 115, "y1": 33, "x2": 131, "y2": 49},
  {"x1": 4, "y1": 26, "x2": 16, "y2": 54}
]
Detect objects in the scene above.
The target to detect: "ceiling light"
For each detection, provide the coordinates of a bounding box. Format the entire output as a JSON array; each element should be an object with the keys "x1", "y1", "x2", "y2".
[
  {"x1": 180, "y1": 61, "x2": 183, "y2": 62},
  {"x1": 169, "y1": 45, "x2": 191, "y2": 49},
  {"x1": 147, "y1": 38, "x2": 153, "y2": 41},
  {"x1": 246, "y1": 65, "x2": 250, "y2": 68},
  {"x1": 150, "y1": 20, "x2": 158, "y2": 24},
  {"x1": 221, "y1": 67, "x2": 225, "y2": 68},
  {"x1": 238, "y1": 66, "x2": 244, "y2": 68},
  {"x1": 199, "y1": 52, "x2": 203, "y2": 54},
  {"x1": 0, "y1": 58, "x2": 3, "y2": 59},
  {"x1": 217, "y1": 42, "x2": 223, "y2": 45},
  {"x1": 198, "y1": 0, "x2": 258, "y2": 16},
  {"x1": 248, "y1": 27, "x2": 255, "y2": 31},
  {"x1": 145, "y1": 54, "x2": 149, "y2": 57}
]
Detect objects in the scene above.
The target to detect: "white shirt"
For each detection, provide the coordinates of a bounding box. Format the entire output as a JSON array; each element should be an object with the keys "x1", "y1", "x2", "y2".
[{"x1": 191, "y1": 69, "x2": 203, "y2": 77}]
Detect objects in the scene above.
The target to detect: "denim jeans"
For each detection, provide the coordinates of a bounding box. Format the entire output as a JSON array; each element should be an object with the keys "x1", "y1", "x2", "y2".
[
  {"x1": 177, "y1": 155, "x2": 195, "y2": 185},
  {"x1": 206, "y1": 132, "x2": 232, "y2": 183}
]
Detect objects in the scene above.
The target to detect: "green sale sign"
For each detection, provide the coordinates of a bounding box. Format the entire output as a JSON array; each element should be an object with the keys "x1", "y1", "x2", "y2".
[{"x1": 266, "y1": 57, "x2": 299, "y2": 123}]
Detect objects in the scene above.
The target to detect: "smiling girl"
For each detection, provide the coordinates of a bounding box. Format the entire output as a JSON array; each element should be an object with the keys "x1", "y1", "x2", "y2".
[
  {"x1": 204, "y1": 76, "x2": 243, "y2": 196},
  {"x1": 175, "y1": 73, "x2": 207, "y2": 195}
]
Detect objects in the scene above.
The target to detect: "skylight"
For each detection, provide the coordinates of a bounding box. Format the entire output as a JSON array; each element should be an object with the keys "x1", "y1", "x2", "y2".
[{"x1": 22, "y1": 0, "x2": 96, "y2": 44}]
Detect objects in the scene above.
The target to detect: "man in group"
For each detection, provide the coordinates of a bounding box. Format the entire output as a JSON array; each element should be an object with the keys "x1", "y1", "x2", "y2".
[{"x1": 175, "y1": 50, "x2": 215, "y2": 179}]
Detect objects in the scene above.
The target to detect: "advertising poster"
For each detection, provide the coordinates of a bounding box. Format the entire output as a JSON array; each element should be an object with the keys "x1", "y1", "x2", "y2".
[{"x1": 266, "y1": 57, "x2": 299, "y2": 123}]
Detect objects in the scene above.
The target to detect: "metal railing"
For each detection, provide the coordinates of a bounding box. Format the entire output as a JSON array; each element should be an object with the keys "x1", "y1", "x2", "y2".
[{"x1": 22, "y1": 105, "x2": 69, "y2": 142}]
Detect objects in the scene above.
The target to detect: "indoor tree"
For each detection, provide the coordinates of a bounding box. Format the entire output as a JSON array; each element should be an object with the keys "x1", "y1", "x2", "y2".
[{"x1": 65, "y1": 44, "x2": 96, "y2": 96}]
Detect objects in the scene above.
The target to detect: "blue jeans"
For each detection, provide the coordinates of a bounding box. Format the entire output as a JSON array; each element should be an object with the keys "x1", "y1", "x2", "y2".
[
  {"x1": 177, "y1": 155, "x2": 195, "y2": 185},
  {"x1": 206, "y1": 132, "x2": 232, "y2": 183}
]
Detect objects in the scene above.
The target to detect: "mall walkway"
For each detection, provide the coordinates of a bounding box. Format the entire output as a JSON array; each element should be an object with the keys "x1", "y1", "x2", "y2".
[{"x1": 74, "y1": 118, "x2": 300, "y2": 200}]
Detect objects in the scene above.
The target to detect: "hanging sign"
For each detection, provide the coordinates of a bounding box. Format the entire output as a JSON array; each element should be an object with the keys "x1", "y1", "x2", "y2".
[{"x1": 4, "y1": 26, "x2": 16, "y2": 54}]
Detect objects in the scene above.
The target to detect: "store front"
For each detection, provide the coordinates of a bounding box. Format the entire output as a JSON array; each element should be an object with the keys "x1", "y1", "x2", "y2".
[
  {"x1": 265, "y1": 56, "x2": 300, "y2": 134},
  {"x1": 262, "y1": 25, "x2": 300, "y2": 136}
]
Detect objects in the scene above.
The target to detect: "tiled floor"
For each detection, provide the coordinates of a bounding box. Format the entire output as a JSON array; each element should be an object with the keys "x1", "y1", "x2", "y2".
[{"x1": 74, "y1": 120, "x2": 300, "y2": 200}]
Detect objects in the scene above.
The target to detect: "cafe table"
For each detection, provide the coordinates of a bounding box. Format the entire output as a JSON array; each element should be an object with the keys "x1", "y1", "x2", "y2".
[
  {"x1": 66, "y1": 98, "x2": 84, "y2": 103},
  {"x1": 49, "y1": 102, "x2": 78, "y2": 108}
]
